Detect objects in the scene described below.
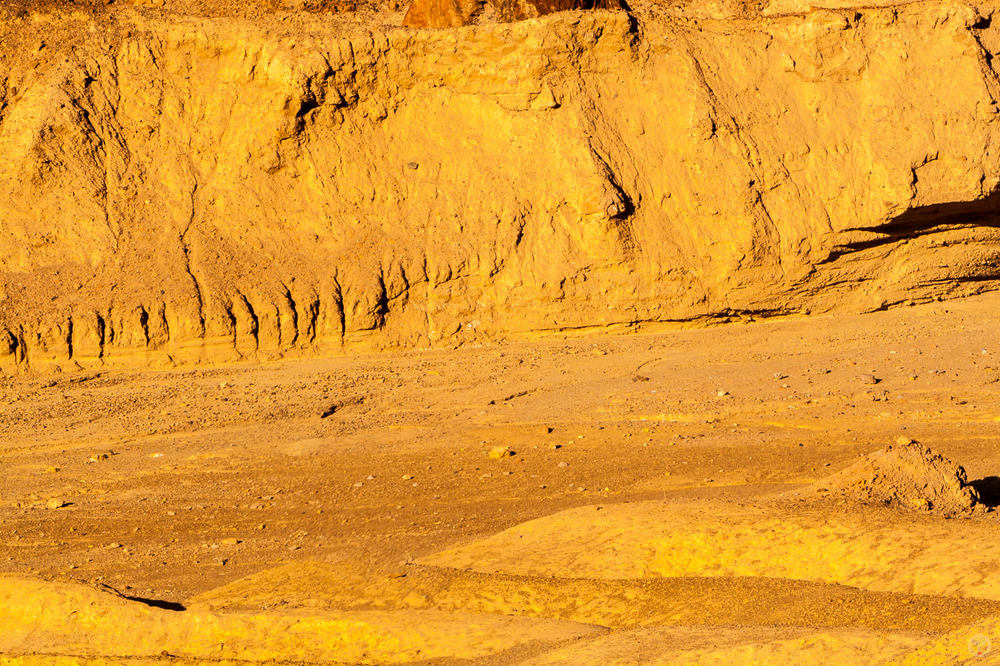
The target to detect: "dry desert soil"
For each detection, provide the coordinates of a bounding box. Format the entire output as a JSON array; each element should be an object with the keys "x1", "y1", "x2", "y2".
[
  {"x1": 7, "y1": 0, "x2": 1000, "y2": 662},
  {"x1": 6, "y1": 293, "x2": 1000, "y2": 663}
]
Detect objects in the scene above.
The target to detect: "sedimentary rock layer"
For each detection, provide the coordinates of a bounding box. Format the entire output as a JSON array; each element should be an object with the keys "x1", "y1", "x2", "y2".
[{"x1": 3, "y1": 1, "x2": 1000, "y2": 372}]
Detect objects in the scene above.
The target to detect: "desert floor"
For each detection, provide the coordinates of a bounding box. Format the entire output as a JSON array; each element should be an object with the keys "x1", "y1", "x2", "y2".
[{"x1": 5, "y1": 293, "x2": 1000, "y2": 663}]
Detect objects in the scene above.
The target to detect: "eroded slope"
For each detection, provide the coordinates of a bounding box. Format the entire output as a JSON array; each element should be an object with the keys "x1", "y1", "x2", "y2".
[{"x1": 3, "y1": 1, "x2": 1000, "y2": 372}]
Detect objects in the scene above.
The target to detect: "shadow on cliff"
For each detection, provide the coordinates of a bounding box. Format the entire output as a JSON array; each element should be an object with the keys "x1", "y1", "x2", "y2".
[{"x1": 825, "y1": 188, "x2": 1000, "y2": 261}]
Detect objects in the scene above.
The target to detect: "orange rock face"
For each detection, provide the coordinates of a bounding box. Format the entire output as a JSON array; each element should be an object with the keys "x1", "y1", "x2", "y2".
[
  {"x1": 4, "y1": 1, "x2": 1000, "y2": 375},
  {"x1": 402, "y1": 0, "x2": 624, "y2": 28}
]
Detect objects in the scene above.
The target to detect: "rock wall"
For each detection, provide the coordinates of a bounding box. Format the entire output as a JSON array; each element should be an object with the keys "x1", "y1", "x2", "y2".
[
  {"x1": 2, "y1": 1, "x2": 1000, "y2": 372},
  {"x1": 402, "y1": 0, "x2": 625, "y2": 29}
]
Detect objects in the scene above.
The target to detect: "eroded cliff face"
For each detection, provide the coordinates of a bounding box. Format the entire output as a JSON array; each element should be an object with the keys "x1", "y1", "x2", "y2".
[{"x1": 2, "y1": 0, "x2": 1000, "y2": 372}]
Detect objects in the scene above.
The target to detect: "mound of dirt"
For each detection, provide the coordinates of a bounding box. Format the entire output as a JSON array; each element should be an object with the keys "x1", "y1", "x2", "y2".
[{"x1": 810, "y1": 440, "x2": 983, "y2": 517}]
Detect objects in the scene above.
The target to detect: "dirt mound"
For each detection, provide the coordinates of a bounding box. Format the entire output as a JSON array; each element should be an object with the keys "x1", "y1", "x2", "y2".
[{"x1": 811, "y1": 440, "x2": 983, "y2": 517}]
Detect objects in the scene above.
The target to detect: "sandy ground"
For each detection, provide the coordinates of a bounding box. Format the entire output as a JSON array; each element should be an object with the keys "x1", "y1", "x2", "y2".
[{"x1": 5, "y1": 292, "x2": 1000, "y2": 662}]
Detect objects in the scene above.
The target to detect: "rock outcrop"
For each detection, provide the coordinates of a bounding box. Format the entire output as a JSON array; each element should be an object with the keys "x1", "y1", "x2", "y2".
[
  {"x1": 402, "y1": 0, "x2": 624, "y2": 29},
  {"x1": 3, "y1": 0, "x2": 1000, "y2": 372}
]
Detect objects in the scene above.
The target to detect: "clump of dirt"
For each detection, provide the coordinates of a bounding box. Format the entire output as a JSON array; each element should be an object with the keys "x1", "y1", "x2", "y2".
[{"x1": 810, "y1": 440, "x2": 984, "y2": 517}]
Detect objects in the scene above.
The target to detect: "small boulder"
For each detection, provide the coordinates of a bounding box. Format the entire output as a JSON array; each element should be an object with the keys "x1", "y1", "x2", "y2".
[{"x1": 488, "y1": 446, "x2": 514, "y2": 459}]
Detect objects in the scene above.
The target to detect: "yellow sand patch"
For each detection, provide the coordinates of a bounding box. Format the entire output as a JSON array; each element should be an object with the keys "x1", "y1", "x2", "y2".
[
  {"x1": 419, "y1": 501, "x2": 1000, "y2": 599},
  {"x1": 0, "y1": 576, "x2": 602, "y2": 663},
  {"x1": 522, "y1": 626, "x2": 930, "y2": 665},
  {"x1": 894, "y1": 616, "x2": 1000, "y2": 665},
  {"x1": 190, "y1": 561, "x2": 1000, "y2": 633}
]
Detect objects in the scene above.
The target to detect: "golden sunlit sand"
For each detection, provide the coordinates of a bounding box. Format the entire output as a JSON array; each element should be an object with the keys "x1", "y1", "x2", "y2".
[
  {"x1": 5, "y1": 0, "x2": 1000, "y2": 662},
  {"x1": 5, "y1": 293, "x2": 1000, "y2": 662}
]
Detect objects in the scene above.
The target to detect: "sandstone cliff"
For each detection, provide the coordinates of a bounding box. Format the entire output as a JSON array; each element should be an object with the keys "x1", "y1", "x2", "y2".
[{"x1": 2, "y1": 0, "x2": 1000, "y2": 372}]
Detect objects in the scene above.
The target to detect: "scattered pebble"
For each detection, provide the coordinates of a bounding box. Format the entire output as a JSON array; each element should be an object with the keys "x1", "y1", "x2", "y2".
[
  {"x1": 402, "y1": 474, "x2": 414, "y2": 480},
  {"x1": 45, "y1": 498, "x2": 65, "y2": 510},
  {"x1": 861, "y1": 374, "x2": 881, "y2": 385},
  {"x1": 716, "y1": 389, "x2": 730, "y2": 397},
  {"x1": 557, "y1": 461, "x2": 569, "y2": 468}
]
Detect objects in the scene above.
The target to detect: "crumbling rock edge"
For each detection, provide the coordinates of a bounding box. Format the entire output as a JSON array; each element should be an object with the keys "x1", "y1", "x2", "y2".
[{"x1": 3, "y1": 2, "x2": 1000, "y2": 373}]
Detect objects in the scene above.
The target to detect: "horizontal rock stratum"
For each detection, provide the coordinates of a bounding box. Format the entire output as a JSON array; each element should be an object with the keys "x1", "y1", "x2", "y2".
[{"x1": 2, "y1": 0, "x2": 1000, "y2": 372}]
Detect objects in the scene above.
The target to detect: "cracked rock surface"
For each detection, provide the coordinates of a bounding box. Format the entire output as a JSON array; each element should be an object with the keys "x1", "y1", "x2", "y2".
[{"x1": 4, "y1": 0, "x2": 1000, "y2": 373}]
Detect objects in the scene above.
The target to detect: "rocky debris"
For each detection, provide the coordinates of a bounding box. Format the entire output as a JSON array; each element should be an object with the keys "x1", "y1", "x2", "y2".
[
  {"x1": 809, "y1": 440, "x2": 984, "y2": 517},
  {"x1": 488, "y1": 446, "x2": 514, "y2": 459}
]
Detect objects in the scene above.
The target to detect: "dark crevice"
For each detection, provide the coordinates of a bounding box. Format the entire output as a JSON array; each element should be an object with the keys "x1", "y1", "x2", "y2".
[
  {"x1": 95, "y1": 313, "x2": 106, "y2": 358},
  {"x1": 295, "y1": 98, "x2": 320, "y2": 118},
  {"x1": 65, "y1": 317, "x2": 74, "y2": 360},
  {"x1": 332, "y1": 275, "x2": 346, "y2": 339},
  {"x1": 374, "y1": 272, "x2": 390, "y2": 328},
  {"x1": 138, "y1": 307, "x2": 150, "y2": 346},
  {"x1": 282, "y1": 284, "x2": 299, "y2": 347}
]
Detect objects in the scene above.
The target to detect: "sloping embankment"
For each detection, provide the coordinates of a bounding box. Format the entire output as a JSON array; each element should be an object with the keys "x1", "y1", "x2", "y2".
[{"x1": 3, "y1": 1, "x2": 1000, "y2": 371}]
